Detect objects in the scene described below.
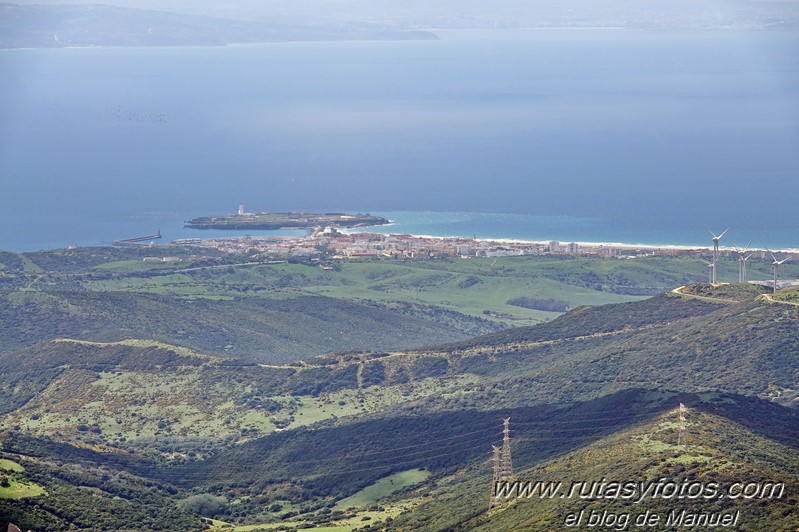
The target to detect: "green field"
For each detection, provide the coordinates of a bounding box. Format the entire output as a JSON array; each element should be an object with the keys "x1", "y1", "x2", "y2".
[
  {"x1": 79, "y1": 256, "x2": 658, "y2": 323},
  {"x1": 0, "y1": 460, "x2": 46, "y2": 500},
  {"x1": 0, "y1": 478, "x2": 46, "y2": 500},
  {"x1": 74, "y1": 253, "x2": 746, "y2": 323},
  {"x1": 7, "y1": 248, "x2": 762, "y2": 363},
  {"x1": 335, "y1": 469, "x2": 430, "y2": 510},
  {"x1": 0, "y1": 459, "x2": 23, "y2": 473}
]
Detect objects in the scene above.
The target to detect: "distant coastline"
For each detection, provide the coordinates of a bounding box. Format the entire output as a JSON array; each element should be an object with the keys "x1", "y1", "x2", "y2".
[
  {"x1": 374, "y1": 234, "x2": 799, "y2": 255},
  {"x1": 3, "y1": 209, "x2": 799, "y2": 254},
  {"x1": 339, "y1": 212, "x2": 799, "y2": 255},
  {"x1": 180, "y1": 210, "x2": 798, "y2": 256},
  {"x1": 0, "y1": 4, "x2": 438, "y2": 50}
]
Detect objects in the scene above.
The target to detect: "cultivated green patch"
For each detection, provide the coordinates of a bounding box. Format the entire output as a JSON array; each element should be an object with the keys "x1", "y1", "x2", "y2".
[
  {"x1": 0, "y1": 459, "x2": 24, "y2": 472},
  {"x1": 0, "y1": 477, "x2": 46, "y2": 499},
  {"x1": 335, "y1": 469, "x2": 430, "y2": 510}
]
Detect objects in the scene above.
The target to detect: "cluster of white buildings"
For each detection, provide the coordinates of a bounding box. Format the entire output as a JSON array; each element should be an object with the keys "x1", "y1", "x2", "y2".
[{"x1": 172, "y1": 230, "x2": 704, "y2": 260}]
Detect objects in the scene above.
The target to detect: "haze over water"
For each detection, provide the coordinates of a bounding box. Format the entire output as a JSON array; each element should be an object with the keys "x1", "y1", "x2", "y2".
[{"x1": 1, "y1": 29, "x2": 798, "y2": 251}]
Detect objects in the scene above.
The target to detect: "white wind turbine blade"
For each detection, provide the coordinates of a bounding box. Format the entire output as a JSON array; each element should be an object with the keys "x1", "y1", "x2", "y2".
[{"x1": 767, "y1": 248, "x2": 778, "y2": 263}]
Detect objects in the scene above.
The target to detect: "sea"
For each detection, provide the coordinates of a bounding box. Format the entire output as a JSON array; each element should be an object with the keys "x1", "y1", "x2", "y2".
[{"x1": 1, "y1": 29, "x2": 798, "y2": 252}]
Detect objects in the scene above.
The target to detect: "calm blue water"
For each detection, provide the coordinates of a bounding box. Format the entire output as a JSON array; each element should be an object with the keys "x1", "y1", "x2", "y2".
[
  {"x1": 347, "y1": 211, "x2": 699, "y2": 248},
  {"x1": 1, "y1": 30, "x2": 798, "y2": 251}
]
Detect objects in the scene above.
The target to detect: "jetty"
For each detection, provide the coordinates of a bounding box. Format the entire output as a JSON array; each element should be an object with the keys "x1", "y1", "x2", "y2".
[{"x1": 112, "y1": 230, "x2": 162, "y2": 246}]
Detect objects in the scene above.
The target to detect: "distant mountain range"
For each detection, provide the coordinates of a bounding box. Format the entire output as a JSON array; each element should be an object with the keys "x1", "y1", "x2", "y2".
[
  {"x1": 5, "y1": 0, "x2": 799, "y2": 35},
  {"x1": 3, "y1": 0, "x2": 797, "y2": 49},
  {"x1": 0, "y1": 3, "x2": 438, "y2": 48}
]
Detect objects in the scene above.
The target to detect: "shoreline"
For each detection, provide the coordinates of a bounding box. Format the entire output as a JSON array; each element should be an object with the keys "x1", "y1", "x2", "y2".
[
  {"x1": 339, "y1": 229, "x2": 799, "y2": 255},
  {"x1": 2, "y1": 210, "x2": 797, "y2": 254}
]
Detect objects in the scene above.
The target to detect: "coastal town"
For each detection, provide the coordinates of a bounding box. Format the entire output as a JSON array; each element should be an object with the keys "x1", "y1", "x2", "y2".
[
  {"x1": 131, "y1": 208, "x2": 790, "y2": 264},
  {"x1": 171, "y1": 227, "x2": 783, "y2": 261}
]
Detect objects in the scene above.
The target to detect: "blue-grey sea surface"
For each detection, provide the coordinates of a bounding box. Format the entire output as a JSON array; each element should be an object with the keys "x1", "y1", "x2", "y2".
[{"x1": 1, "y1": 29, "x2": 797, "y2": 251}]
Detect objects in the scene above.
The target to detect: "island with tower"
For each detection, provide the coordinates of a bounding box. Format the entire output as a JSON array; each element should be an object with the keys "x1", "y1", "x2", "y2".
[{"x1": 184, "y1": 204, "x2": 390, "y2": 231}]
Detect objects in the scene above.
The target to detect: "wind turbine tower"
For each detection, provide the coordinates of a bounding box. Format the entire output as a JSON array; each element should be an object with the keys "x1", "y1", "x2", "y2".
[
  {"x1": 733, "y1": 242, "x2": 753, "y2": 283},
  {"x1": 742, "y1": 253, "x2": 754, "y2": 284},
  {"x1": 769, "y1": 250, "x2": 790, "y2": 293},
  {"x1": 708, "y1": 228, "x2": 728, "y2": 284},
  {"x1": 702, "y1": 260, "x2": 714, "y2": 284}
]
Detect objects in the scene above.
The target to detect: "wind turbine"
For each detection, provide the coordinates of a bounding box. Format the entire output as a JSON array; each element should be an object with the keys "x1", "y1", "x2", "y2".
[
  {"x1": 742, "y1": 251, "x2": 754, "y2": 284},
  {"x1": 702, "y1": 260, "x2": 714, "y2": 284},
  {"x1": 708, "y1": 228, "x2": 728, "y2": 284},
  {"x1": 732, "y1": 241, "x2": 753, "y2": 283},
  {"x1": 768, "y1": 250, "x2": 790, "y2": 293}
]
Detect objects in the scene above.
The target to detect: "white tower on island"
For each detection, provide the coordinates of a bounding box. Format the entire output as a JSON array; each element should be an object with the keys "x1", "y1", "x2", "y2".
[{"x1": 238, "y1": 203, "x2": 245, "y2": 216}]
